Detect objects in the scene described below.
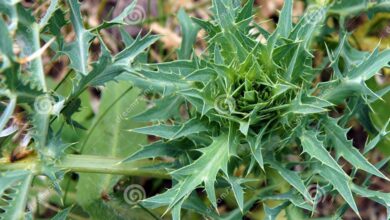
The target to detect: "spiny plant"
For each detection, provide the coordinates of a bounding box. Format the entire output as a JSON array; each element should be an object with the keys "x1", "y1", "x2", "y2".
[
  {"x1": 0, "y1": 0, "x2": 161, "y2": 219},
  {"x1": 0, "y1": 0, "x2": 390, "y2": 219},
  {"x1": 120, "y1": 0, "x2": 390, "y2": 219}
]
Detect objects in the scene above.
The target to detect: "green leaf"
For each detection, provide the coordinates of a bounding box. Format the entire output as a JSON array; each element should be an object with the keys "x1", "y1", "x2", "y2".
[
  {"x1": 77, "y1": 81, "x2": 147, "y2": 219},
  {"x1": 51, "y1": 207, "x2": 72, "y2": 220},
  {"x1": 31, "y1": 102, "x2": 53, "y2": 151},
  {"x1": 0, "y1": 1, "x2": 18, "y2": 31},
  {"x1": 329, "y1": 0, "x2": 368, "y2": 17},
  {"x1": 115, "y1": 34, "x2": 160, "y2": 64},
  {"x1": 351, "y1": 184, "x2": 390, "y2": 219},
  {"x1": 288, "y1": 102, "x2": 328, "y2": 114},
  {"x1": 177, "y1": 8, "x2": 200, "y2": 59},
  {"x1": 364, "y1": 119, "x2": 390, "y2": 154},
  {"x1": 143, "y1": 134, "x2": 231, "y2": 212},
  {"x1": 300, "y1": 129, "x2": 347, "y2": 177},
  {"x1": 16, "y1": 5, "x2": 47, "y2": 91},
  {"x1": 75, "y1": 38, "x2": 124, "y2": 93},
  {"x1": 316, "y1": 164, "x2": 359, "y2": 217},
  {"x1": 0, "y1": 90, "x2": 16, "y2": 132},
  {"x1": 247, "y1": 126, "x2": 266, "y2": 170},
  {"x1": 213, "y1": 0, "x2": 235, "y2": 31},
  {"x1": 290, "y1": 5, "x2": 327, "y2": 48},
  {"x1": 64, "y1": 0, "x2": 94, "y2": 75},
  {"x1": 261, "y1": 191, "x2": 312, "y2": 211},
  {"x1": 266, "y1": 157, "x2": 311, "y2": 202},
  {"x1": 263, "y1": 202, "x2": 289, "y2": 220},
  {"x1": 42, "y1": 129, "x2": 72, "y2": 161},
  {"x1": 0, "y1": 18, "x2": 13, "y2": 57},
  {"x1": 277, "y1": 0, "x2": 292, "y2": 38},
  {"x1": 121, "y1": 140, "x2": 191, "y2": 163},
  {"x1": 92, "y1": 0, "x2": 137, "y2": 31},
  {"x1": 226, "y1": 176, "x2": 250, "y2": 212},
  {"x1": 131, "y1": 119, "x2": 208, "y2": 140},
  {"x1": 132, "y1": 96, "x2": 183, "y2": 122},
  {"x1": 348, "y1": 49, "x2": 390, "y2": 81},
  {"x1": 0, "y1": 170, "x2": 33, "y2": 220},
  {"x1": 323, "y1": 117, "x2": 389, "y2": 181},
  {"x1": 236, "y1": 0, "x2": 254, "y2": 26},
  {"x1": 38, "y1": 0, "x2": 60, "y2": 29},
  {"x1": 44, "y1": 7, "x2": 67, "y2": 38},
  {"x1": 119, "y1": 69, "x2": 188, "y2": 95}
]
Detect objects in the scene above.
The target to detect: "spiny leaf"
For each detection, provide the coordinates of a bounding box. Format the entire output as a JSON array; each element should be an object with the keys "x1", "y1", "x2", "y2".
[
  {"x1": 348, "y1": 48, "x2": 390, "y2": 81},
  {"x1": 177, "y1": 8, "x2": 200, "y2": 59},
  {"x1": 351, "y1": 184, "x2": 390, "y2": 219},
  {"x1": 213, "y1": 0, "x2": 235, "y2": 31},
  {"x1": 115, "y1": 34, "x2": 160, "y2": 64},
  {"x1": 261, "y1": 190, "x2": 312, "y2": 211},
  {"x1": 121, "y1": 140, "x2": 191, "y2": 163},
  {"x1": 92, "y1": 0, "x2": 138, "y2": 31},
  {"x1": 0, "y1": 170, "x2": 33, "y2": 220},
  {"x1": 225, "y1": 176, "x2": 255, "y2": 213},
  {"x1": 16, "y1": 5, "x2": 47, "y2": 91},
  {"x1": 247, "y1": 126, "x2": 266, "y2": 170},
  {"x1": 15, "y1": 6, "x2": 51, "y2": 152},
  {"x1": 75, "y1": 38, "x2": 123, "y2": 92},
  {"x1": 132, "y1": 96, "x2": 183, "y2": 122},
  {"x1": 236, "y1": 0, "x2": 254, "y2": 25},
  {"x1": 329, "y1": 0, "x2": 368, "y2": 17},
  {"x1": 0, "y1": 90, "x2": 16, "y2": 132},
  {"x1": 364, "y1": 119, "x2": 390, "y2": 154},
  {"x1": 263, "y1": 202, "x2": 289, "y2": 220},
  {"x1": 316, "y1": 164, "x2": 359, "y2": 217},
  {"x1": 300, "y1": 129, "x2": 347, "y2": 177},
  {"x1": 38, "y1": 0, "x2": 60, "y2": 29},
  {"x1": 143, "y1": 134, "x2": 231, "y2": 212},
  {"x1": 64, "y1": 0, "x2": 94, "y2": 75},
  {"x1": 51, "y1": 207, "x2": 72, "y2": 220},
  {"x1": 277, "y1": 0, "x2": 293, "y2": 38},
  {"x1": 131, "y1": 119, "x2": 208, "y2": 140},
  {"x1": 323, "y1": 117, "x2": 389, "y2": 181},
  {"x1": 119, "y1": 69, "x2": 188, "y2": 95},
  {"x1": 266, "y1": 157, "x2": 312, "y2": 202}
]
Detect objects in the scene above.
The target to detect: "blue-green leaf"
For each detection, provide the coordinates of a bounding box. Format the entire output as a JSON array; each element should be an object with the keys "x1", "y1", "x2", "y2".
[
  {"x1": 131, "y1": 119, "x2": 208, "y2": 140},
  {"x1": 64, "y1": 0, "x2": 94, "y2": 75},
  {"x1": 323, "y1": 117, "x2": 389, "y2": 181},
  {"x1": 0, "y1": 170, "x2": 33, "y2": 220},
  {"x1": 277, "y1": 0, "x2": 293, "y2": 38},
  {"x1": 316, "y1": 164, "x2": 359, "y2": 217},
  {"x1": 266, "y1": 158, "x2": 311, "y2": 202},
  {"x1": 300, "y1": 129, "x2": 347, "y2": 177},
  {"x1": 177, "y1": 8, "x2": 200, "y2": 59}
]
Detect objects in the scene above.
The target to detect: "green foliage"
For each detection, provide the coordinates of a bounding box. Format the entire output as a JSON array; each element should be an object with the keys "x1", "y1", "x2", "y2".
[
  {"x1": 121, "y1": 0, "x2": 390, "y2": 219},
  {"x1": 77, "y1": 82, "x2": 147, "y2": 219},
  {"x1": 0, "y1": 171, "x2": 33, "y2": 220},
  {"x1": 0, "y1": 0, "x2": 389, "y2": 219},
  {"x1": 0, "y1": 0, "x2": 156, "y2": 219}
]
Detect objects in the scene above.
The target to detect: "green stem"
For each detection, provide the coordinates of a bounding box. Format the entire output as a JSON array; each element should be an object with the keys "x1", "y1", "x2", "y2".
[
  {"x1": 62, "y1": 175, "x2": 72, "y2": 205},
  {"x1": 0, "y1": 154, "x2": 170, "y2": 179},
  {"x1": 54, "y1": 69, "x2": 73, "y2": 92},
  {"x1": 138, "y1": 203, "x2": 161, "y2": 220}
]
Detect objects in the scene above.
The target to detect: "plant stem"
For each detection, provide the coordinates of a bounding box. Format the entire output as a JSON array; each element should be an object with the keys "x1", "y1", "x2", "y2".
[
  {"x1": 137, "y1": 203, "x2": 161, "y2": 220},
  {"x1": 0, "y1": 154, "x2": 170, "y2": 179}
]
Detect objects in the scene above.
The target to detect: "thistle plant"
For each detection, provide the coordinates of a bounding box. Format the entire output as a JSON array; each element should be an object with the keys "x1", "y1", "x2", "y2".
[
  {"x1": 121, "y1": 0, "x2": 390, "y2": 219},
  {"x1": 0, "y1": 0, "x2": 390, "y2": 219}
]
